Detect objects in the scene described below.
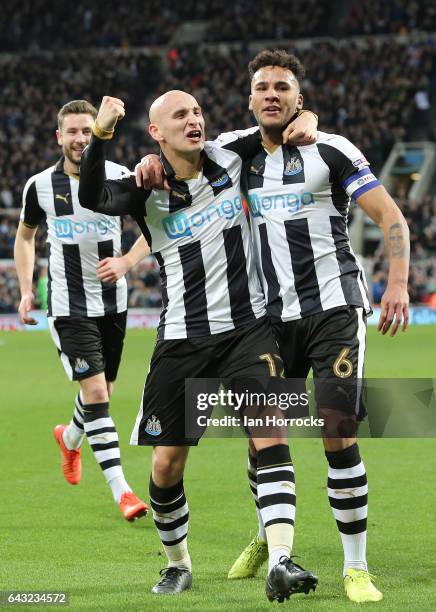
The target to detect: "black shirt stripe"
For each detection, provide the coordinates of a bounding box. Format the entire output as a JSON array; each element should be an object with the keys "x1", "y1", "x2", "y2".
[
  {"x1": 179, "y1": 241, "x2": 210, "y2": 337},
  {"x1": 62, "y1": 243, "x2": 87, "y2": 315},
  {"x1": 223, "y1": 225, "x2": 256, "y2": 328},
  {"x1": 97, "y1": 239, "x2": 117, "y2": 314},
  {"x1": 52, "y1": 173, "x2": 74, "y2": 216},
  {"x1": 155, "y1": 252, "x2": 168, "y2": 341},
  {"x1": 23, "y1": 180, "x2": 46, "y2": 227},
  {"x1": 317, "y1": 143, "x2": 355, "y2": 216},
  {"x1": 285, "y1": 218, "x2": 322, "y2": 317},
  {"x1": 330, "y1": 216, "x2": 365, "y2": 307},
  {"x1": 247, "y1": 148, "x2": 267, "y2": 190},
  {"x1": 161, "y1": 152, "x2": 193, "y2": 213},
  {"x1": 222, "y1": 130, "x2": 262, "y2": 161},
  {"x1": 258, "y1": 223, "x2": 283, "y2": 319}
]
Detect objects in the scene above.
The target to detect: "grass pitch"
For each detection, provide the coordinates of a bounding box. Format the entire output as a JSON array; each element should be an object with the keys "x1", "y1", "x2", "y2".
[{"x1": 0, "y1": 325, "x2": 435, "y2": 610}]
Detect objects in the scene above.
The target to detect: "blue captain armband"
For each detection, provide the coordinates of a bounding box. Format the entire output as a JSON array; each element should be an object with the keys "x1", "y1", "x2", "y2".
[{"x1": 342, "y1": 167, "x2": 381, "y2": 199}]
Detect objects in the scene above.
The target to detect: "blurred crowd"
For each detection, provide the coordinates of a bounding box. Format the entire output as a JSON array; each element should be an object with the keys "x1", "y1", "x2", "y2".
[
  {"x1": 0, "y1": 0, "x2": 331, "y2": 52},
  {"x1": 340, "y1": 0, "x2": 436, "y2": 36},
  {"x1": 206, "y1": 0, "x2": 328, "y2": 42},
  {"x1": 2, "y1": 0, "x2": 435, "y2": 53},
  {"x1": 1, "y1": 0, "x2": 182, "y2": 51}
]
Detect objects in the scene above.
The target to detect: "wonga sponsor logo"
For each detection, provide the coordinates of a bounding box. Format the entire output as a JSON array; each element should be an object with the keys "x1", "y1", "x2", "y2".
[
  {"x1": 162, "y1": 196, "x2": 242, "y2": 239},
  {"x1": 54, "y1": 218, "x2": 117, "y2": 239},
  {"x1": 248, "y1": 192, "x2": 315, "y2": 217}
]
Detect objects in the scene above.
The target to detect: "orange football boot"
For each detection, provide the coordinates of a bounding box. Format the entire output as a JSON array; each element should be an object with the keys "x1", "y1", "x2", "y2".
[
  {"x1": 53, "y1": 424, "x2": 82, "y2": 485},
  {"x1": 119, "y1": 492, "x2": 148, "y2": 521}
]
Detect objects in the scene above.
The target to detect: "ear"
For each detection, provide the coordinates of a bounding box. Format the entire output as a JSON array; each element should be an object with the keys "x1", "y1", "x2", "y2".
[
  {"x1": 296, "y1": 93, "x2": 304, "y2": 111},
  {"x1": 56, "y1": 129, "x2": 62, "y2": 146},
  {"x1": 148, "y1": 123, "x2": 163, "y2": 143},
  {"x1": 248, "y1": 94, "x2": 253, "y2": 111}
]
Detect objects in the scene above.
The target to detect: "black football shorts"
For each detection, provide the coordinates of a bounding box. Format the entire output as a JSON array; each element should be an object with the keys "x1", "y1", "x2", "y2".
[
  {"x1": 271, "y1": 306, "x2": 367, "y2": 424},
  {"x1": 131, "y1": 316, "x2": 282, "y2": 446},
  {"x1": 48, "y1": 312, "x2": 127, "y2": 382}
]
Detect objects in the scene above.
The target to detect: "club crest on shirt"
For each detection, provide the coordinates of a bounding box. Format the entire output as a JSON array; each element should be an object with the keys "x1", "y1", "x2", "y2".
[
  {"x1": 145, "y1": 415, "x2": 162, "y2": 436},
  {"x1": 210, "y1": 173, "x2": 230, "y2": 188},
  {"x1": 74, "y1": 358, "x2": 90, "y2": 374},
  {"x1": 284, "y1": 157, "x2": 303, "y2": 176}
]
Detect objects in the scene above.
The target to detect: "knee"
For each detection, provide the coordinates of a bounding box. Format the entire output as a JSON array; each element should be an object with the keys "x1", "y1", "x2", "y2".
[
  {"x1": 82, "y1": 385, "x2": 109, "y2": 405},
  {"x1": 152, "y1": 452, "x2": 185, "y2": 487}
]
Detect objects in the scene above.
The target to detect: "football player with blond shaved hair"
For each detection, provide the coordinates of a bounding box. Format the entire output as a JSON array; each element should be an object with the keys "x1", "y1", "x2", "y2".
[{"x1": 79, "y1": 92, "x2": 319, "y2": 600}]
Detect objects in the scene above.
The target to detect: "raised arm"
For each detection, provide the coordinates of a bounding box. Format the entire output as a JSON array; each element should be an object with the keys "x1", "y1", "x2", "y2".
[{"x1": 79, "y1": 96, "x2": 149, "y2": 216}]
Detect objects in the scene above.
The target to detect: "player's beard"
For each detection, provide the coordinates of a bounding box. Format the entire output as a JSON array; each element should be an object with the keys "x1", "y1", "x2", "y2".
[{"x1": 63, "y1": 147, "x2": 82, "y2": 172}]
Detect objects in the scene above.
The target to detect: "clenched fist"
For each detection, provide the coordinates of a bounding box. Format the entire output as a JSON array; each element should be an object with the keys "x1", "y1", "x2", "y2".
[{"x1": 95, "y1": 96, "x2": 125, "y2": 132}]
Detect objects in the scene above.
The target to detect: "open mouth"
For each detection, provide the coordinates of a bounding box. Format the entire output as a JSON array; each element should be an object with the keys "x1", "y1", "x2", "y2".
[
  {"x1": 186, "y1": 129, "x2": 202, "y2": 142},
  {"x1": 263, "y1": 106, "x2": 281, "y2": 115}
]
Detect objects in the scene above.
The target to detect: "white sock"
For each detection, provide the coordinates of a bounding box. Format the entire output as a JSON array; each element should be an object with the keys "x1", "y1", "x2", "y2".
[
  {"x1": 63, "y1": 393, "x2": 85, "y2": 450},
  {"x1": 266, "y1": 524, "x2": 294, "y2": 573},
  {"x1": 164, "y1": 539, "x2": 192, "y2": 572},
  {"x1": 108, "y1": 475, "x2": 132, "y2": 504},
  {"x1": 342, "y1": 533, "x2": 368, "y2": 575}
]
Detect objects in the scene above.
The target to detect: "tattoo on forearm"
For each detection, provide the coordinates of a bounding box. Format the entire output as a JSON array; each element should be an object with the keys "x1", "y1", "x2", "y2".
[{"x1": 388, "y1": 223, "x2": 407, "y2": 258}]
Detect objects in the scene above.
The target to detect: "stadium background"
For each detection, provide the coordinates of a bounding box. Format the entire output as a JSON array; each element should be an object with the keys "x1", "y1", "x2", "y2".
[{"x1": 0, "y1": 1, "x2": 435, "y2": 610}]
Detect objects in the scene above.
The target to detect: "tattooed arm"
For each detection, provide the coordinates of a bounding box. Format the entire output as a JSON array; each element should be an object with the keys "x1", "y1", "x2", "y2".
[{"x1": 356, "y1": 185, "x2": 410, "y2": 336}]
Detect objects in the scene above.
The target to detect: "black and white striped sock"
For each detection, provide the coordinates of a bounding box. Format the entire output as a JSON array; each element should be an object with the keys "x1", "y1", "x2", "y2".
[
  {"x1": 63, "y1": 392, "x2": 85, "y2": 450},
  {"x1": 82, "y1": 402, "x2": 131, "y2": 503},
  {"x1": 326, "y1": 443, "x2": 368, "y2": 575},
  {"x1": 247, "y1": 452, "x2": 266, "y2": 542},
  {"x1": 149, "y1": 478, "x2": 191, "y2": 572},
  {"x1": 257, "y1": 444, "x2": 296, "y2": 572}
]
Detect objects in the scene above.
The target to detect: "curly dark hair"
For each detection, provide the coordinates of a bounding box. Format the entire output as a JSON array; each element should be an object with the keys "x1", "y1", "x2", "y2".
[{"x1": 248, "y1": 49, "x2": 306, "y2": 83}]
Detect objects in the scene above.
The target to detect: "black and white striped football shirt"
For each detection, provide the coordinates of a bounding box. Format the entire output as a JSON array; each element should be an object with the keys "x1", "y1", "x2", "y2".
[
  {"x1": 79, "y1": 134, "x2": 266, "y2": 340},
  {"x1": 21, "y1": 158, "x2": 130, "y2": 317},
  {"x1": 217, "y1": 128, "x2": 376, "y2": 321}
]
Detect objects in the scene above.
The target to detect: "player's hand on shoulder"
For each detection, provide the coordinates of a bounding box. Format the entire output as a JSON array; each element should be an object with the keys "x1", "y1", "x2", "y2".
[
  {"x1": 96, "y1": 96, "x2": 125, "y2": 132},
  {"x1": 18, "y1": 293, "x2": 38, "y2": 325},
  {"x1": 96, "y1": 257, "x2": 128, "y2": 284},
  {"x1": 282, "y1": 110, "x2": 318, "y2": 146},
  {"x1": 135, "y1": 154, "x2": 169, "y2": 191},
  {"x1": 377, "y1": 284, "x2": 409, "y2": 336}
]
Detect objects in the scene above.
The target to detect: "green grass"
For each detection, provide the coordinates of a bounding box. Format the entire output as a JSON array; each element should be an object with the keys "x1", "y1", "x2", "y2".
[{"x1": 0, "y1": 326, "x2": 435, "y2": 610}]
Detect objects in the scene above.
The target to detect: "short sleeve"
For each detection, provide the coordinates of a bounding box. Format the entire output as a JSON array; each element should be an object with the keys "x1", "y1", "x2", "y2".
[
  {"x1": 20, "y1": 178, "x2": 46, "y2": 227},
  {"x1": 317, "y1": 134, "x2": 381, "y2": 200}
]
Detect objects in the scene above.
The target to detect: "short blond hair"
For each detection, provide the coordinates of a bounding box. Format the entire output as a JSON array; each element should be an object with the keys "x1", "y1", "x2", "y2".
[{"x1": 57, "y1": 99, "x2": 97, "y2": 129}]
